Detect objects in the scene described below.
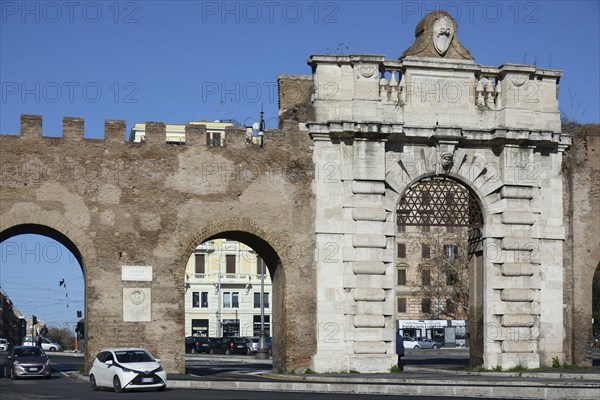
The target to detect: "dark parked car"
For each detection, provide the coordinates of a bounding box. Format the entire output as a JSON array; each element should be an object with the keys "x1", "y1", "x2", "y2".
[
  {"x1": 185, "y1": 336, "x2": 214, "y2": 354},
  {"x1": 4, "y1": 346, "x2": 52, "y2": 379},
  {"x1": 209, "y1": 337, "x2": 247, "y2": 355}
]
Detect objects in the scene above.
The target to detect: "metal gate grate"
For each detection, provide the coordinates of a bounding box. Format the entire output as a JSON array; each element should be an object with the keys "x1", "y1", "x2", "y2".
[{"x1": 397, "y1": 177, "x2": 483, "y2": 228}]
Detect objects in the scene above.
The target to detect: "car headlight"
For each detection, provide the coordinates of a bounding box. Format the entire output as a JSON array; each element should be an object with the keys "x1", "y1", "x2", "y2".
[
  {"x1": 121, "y1": 367, "x2": 132, "y2": 373},
  {"x1": 156, "y1": 366, "x2": 163, "y2": 372},
  {"x1": 13, "y1": 361, "x2": 20, "y2": 366}
]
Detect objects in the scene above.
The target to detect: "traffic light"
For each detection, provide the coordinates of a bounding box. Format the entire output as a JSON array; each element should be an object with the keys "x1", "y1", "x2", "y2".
[{"x1": 32, "y1": 315, "x2": 37, "y2": 326}]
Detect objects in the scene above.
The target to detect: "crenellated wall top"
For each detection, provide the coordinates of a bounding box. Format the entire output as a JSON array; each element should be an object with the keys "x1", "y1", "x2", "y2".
[{"x1": 2, "y1": 115, "x2": 311, "y2": 151}]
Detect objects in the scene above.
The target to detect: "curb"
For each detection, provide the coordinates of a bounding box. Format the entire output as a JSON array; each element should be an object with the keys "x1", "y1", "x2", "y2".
[{"x1": 68, "y1": 371, "x2": 600, "y2": 399}]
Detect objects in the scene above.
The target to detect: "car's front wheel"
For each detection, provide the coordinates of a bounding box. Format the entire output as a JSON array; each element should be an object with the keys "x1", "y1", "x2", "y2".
[
  {"x1": 113, "y1": 375, "x2": 123, "y2": 393},
  {"x1": 48, "y1": 347, "x2": 56, "y2": 352},
  {"x1": 414, "y1": 345, "x2": 420, "y2": 349},
  {"x1": 432, "y1": 345, "x2": 439, "y2": 349},
  {"x1": 90, "y1": 374, "x2": 98, "y2": 391}
]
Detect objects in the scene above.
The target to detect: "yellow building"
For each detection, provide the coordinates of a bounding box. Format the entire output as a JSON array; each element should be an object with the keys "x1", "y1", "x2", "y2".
[
  {"x1": 184, "y1": 239, "x2": 272, "y2": 338},
  {"x1": 129, "y1": 120, "x2": 233, "y2": 145}
]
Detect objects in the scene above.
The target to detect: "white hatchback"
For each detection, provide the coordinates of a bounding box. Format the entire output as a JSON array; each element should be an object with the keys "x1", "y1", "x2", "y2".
[{"x1": 89, "y1": 348, "x2": 167, "y2": 392}]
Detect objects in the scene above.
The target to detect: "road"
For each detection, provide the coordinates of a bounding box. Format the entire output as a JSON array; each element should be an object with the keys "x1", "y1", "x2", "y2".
[
  {"x1": 1, "y1": 349, "x2": 598, "y2": 400},
  {"x1": 0, "y1": 352, "x2": 482, "y2": 400}
]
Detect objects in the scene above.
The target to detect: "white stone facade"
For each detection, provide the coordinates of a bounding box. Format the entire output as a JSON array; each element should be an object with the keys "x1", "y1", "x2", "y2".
[{"x1": 307, "y1": 12, "x2": 569, "y2": 372}]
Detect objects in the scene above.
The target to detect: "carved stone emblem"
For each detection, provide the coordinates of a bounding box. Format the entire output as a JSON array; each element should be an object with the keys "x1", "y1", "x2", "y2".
[
  {"x1": 130, "y1": 289, "x2": 145, "y2": 305},
  {"x1": 441, "y1": 152, "x2": 454, "y2": 171},
  {"x1": 432, "y1": 16, "x2": 454, "y2": 56},
  {"x1": 510, "y1": 75, "x2": 527, "y2": 87},
  {"x1": 357, "y1": 64, "x2": 376, "y2": 79}
]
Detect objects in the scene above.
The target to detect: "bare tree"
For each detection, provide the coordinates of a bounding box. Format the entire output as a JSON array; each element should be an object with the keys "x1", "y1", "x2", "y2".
[{"x1": 413, "y1": 227, "x2": 471, "y2": 320}]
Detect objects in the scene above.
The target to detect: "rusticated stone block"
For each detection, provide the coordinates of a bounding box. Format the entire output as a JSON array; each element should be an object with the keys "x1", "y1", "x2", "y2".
[
  {"x1": 352, "y1": 207, "x2": 388, "y2": 222},
  {"x1": 501, "y1": 289, "x2": 535, "y2": 302},
  {"x1": 353, "y1": 261, "x2": 386, "y2": 275},
  {"x1": 352, "y1": 234, "x2": 387, "y2": 248},
  {"x1": 501, "y1": 263, "x2": 535, "y2": 276},
  {"x1": 501, "y1": 314, "x2": 535, "y2": 327},
  {"x1": 353, "y1": 288, "x2": 386, "y2": 301},
  {"x1": 502, "y1": 340, "x2": 537, "y2": 353},
  {"x1": 353, "y1": 341, "x2": 387, "y2": 354},
  {"x1": 354, "y1": 314, "x2": 385, "y2": 328}
]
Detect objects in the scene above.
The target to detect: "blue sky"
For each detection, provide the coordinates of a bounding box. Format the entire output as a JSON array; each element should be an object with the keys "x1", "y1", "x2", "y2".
[
  {"x1": 1, "y1": 0, "x2": 598, "y2": 138},
  {"x1": 0, "y1": 0, "x2": 599, "y2": 329}
]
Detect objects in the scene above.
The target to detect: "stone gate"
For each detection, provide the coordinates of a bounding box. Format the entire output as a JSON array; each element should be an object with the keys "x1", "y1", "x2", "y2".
[{"x1": 1, "y1": 12, "x2": 578, "y2": 373}]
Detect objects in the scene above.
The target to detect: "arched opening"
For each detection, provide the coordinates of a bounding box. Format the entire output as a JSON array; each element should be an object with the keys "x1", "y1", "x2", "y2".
[
  {"x1": 0, "y1": 224, "x2": 86, "y2": 356},
  {"x1": 396, "y1": 176, "x2": 485, "y2": 367},
  {"x1": 180, "y1": 229, "x2": 283, "y2": 368}
]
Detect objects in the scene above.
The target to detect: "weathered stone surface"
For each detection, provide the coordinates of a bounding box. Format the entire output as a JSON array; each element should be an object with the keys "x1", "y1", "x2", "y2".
[
  {"x1": 0, "y1": 116, "x2": 316, "y2": 375},
  {"x1": 501, "y1": 314, "x2": 535, "y2": 327}
]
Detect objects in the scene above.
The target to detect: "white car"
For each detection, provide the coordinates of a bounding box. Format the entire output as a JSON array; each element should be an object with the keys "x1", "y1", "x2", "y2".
[
  {"x1": 0, "y1": 338, "x2": 8, "y2": 352},
  {"x1": 22, "y1": 336, "x2": 62, "y2": 352},
  {"x1": 89, "y1": 348, "x2": 167, "y2": 392},
  {"x1": 402, "y1": 337, "x2": 420, "y2": 349}
]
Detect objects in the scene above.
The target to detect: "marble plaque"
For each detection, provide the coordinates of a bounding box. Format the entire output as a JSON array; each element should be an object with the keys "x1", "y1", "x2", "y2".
[
  {"x1": 123, "y1": 288, "x2": 151, "y2": 322},
  {"x1": 121, "y1": 266, "x2": 153, "y2": 282}
]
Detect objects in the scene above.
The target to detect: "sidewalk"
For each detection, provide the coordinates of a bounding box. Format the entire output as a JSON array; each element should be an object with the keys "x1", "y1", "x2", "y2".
[{"x1": 68, "y1": 352, "x2": 600, "y2": 399}]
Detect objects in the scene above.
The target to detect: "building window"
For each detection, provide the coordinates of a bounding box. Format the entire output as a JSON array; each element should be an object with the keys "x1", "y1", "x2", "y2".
[
  {"x1": 201, "y1": 292, "x2": 208, "y2": 308},
  {"x1": 397, "y1": 269, "x2": 407, "y2": 286},
  {"x1": 256, "y1": 256, "x2": 266, "y2": 275},
  {"x1": 397, "y1": 215, "x2": 406, "y2": 232},
  {"x1": 192, "y1": 292, "x2": 200, "y2": 308},
  {"x1": 195, "y1": 254, "x2": 205, "y2": 274},
  {"x1": 397, "y1": 243, "x2": 406, "y2": 258},
  {"x1": 421, "y1": 298, "x2": 431, "y2": 314},
  {"x1": 446, "y1": 271, "x2": 458, "y2": 286},
  {"x1": 397, "y1": 298, "x2": 407, "y2": 313},
  {"x1": 422, "y1": 244, "x2": 430, "y2": 259},
  {"x1": 444, "y1": 244, "x2": 457, "y2": 260},
  {"x1": 226, "y1": 255, "x2": 236, "y2": 274},
  {"x1": 253, "y1": 292, "x2": 269, "y2": 308},
  {"x1": 421, "y1": 216, "x2": 430, "y2": 232},
  {"x1": 422, "y1": 269, "x2": 431, "y2": 286},
  {"x1": 223, "y1": 291, "x2": 240, "y2": 308},
  {"x1": 253, "y1": 315, "x2": 271, "y2": 336}
]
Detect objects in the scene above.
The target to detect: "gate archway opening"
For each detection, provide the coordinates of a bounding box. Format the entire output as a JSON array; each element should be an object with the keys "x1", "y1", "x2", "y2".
[
  {"x1": 396, "y1": 176, "x2": 485, "y2": 367},
  {"x1": 181, "y1": 230, "x2": 283, "y2": 366},
  {"x1": 0, "y1": 224, "x2": 86, "y2": 354}
]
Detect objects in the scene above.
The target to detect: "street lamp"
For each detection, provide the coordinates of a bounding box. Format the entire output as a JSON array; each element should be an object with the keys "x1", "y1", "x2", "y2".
[
  {"x1": 256, "y1": 257, "x2": 268, "y2": 359},
  {"x1": 202, "y1": 241, "x2": 222, "y2": 337}
]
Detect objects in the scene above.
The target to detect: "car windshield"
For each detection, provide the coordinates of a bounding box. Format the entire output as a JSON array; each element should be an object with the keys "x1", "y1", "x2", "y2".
[
  {"x1": 115, "y1": 350, "x2": 154, "y2": 363},
  {"x1": 15, "y1": 347, "x2": 44, "y2": 357}
]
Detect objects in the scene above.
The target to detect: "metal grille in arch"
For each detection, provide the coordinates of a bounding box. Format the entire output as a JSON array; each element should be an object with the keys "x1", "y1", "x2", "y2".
[{"x1": 397, "y1": 177, "x2": 483, "y2": 228}]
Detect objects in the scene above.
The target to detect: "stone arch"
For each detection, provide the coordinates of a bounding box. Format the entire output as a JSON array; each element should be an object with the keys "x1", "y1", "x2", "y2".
[
  {"x1": 173, "y1": 217, "x2": 312, "y2": 372},
  {"x1": 386, "y1": 148, "x2": 507, "y2": 368},
  {"x1": 0, "y1": 205, "x2": 95, "y2": 366},
  {"x1": 0, "y1": 206, "x2": 97, "y2": 267},
  {"x1": 175, "y1": 217, "x2": 290, "y2": 281}
]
